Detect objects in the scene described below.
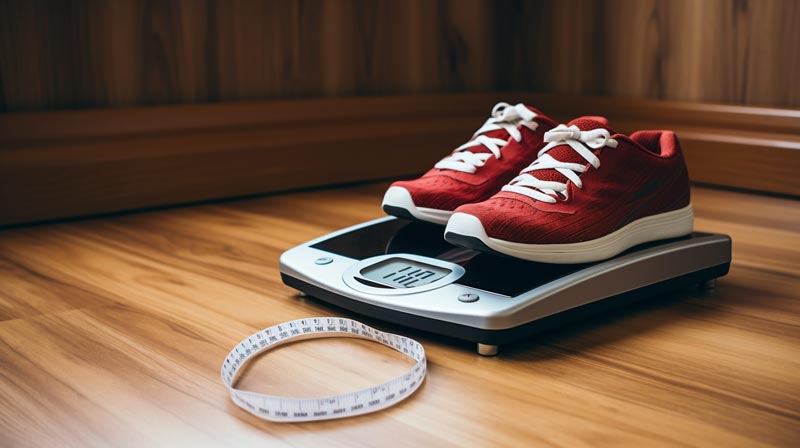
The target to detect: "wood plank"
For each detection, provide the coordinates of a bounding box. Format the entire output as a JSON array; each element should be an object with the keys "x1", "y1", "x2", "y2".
[
  {"x1": 494, "y1": 0, "x2": 800, "y2": 108},
  {"x1": 2, "y1": 1, "x2": 799, "y2": 112},
  {"x1": 0, "y1": 0, "x2": 493, "y2": 112},
  {"x1": 0, "y1": 183, "x2": 797, "y2": 447},
  {"x1": 1, "y1": 93, "x2": 798, "y2": 226}
]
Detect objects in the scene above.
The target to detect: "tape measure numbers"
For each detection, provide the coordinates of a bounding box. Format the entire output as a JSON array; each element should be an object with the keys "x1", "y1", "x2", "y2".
[{"x1": 221, "y1": 317, "x2": 427, "y2": 422}]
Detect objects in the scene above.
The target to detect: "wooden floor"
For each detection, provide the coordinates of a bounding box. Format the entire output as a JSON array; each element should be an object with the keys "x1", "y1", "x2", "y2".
[{"x1": 1, "y1": 182, "x2": 798, "y2": 447}]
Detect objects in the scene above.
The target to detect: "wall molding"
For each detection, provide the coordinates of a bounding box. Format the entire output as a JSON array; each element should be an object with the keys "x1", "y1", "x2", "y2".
[{"x1": 1, "y1": 93, "x2": 798, "y2": 226}]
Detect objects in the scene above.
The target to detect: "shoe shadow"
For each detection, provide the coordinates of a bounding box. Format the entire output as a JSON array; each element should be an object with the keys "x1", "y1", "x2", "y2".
[{"x1": 498, "y1": 283, "x2": 725, "y2": 359}]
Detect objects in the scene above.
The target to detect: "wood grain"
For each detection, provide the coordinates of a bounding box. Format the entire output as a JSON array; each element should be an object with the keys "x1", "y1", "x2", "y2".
[
  {"x1": 0, "y1": 0, "x2": 494, "y2": 112},
  {"x1": 0, "y1": 182, "x2": 798, "y2": 447},
  {"x1": 494, "y1": 0, "x2": 800, "y2": 108},
  {"x1": 1, "y1": 0, "x2": 798, "y2": 112},
  {"x1": 1, "y1": 92, "x2": 798, "y2": 226}
]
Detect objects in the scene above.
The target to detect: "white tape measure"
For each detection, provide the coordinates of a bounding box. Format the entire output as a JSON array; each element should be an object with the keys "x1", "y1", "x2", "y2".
[{"x1": 221, "y1": 317, "x2": 427, "y2": 422}]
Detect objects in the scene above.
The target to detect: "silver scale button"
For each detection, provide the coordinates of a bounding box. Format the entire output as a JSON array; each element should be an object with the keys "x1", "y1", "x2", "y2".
[
  {"x1": 458, "y1": 293, "x2": 479, "y2": 303},
  {"x1": 314, "y1": 257, "x2": 334, "y2": 265}
]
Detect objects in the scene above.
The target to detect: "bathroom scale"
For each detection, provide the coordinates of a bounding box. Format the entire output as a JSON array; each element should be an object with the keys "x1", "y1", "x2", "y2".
[{"x1": 280, "y1": 217, "x2": 731, "y2": 355}]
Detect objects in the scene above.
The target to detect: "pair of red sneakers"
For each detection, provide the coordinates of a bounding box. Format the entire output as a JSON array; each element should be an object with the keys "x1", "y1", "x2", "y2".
[{"x1": 382, "y1": 102, "x2": 693, "y2": 264}]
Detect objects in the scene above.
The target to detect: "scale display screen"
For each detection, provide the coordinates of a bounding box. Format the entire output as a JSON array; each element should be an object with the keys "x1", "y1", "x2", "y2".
[
  {"x1": 312, "y1": 219, "x2": 589, "y2": 296},
  {"x1": 360, "y1": 258, "x2": 451, "y2": 288}
]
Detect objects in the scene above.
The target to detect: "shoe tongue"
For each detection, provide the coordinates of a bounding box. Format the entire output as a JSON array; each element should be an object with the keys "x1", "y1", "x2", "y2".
[
  {"x1": 460, "y1": 105, "x2": 543, "y2": 154},
  {"x1": 567, "y1": 116, "x2": 616, "y2": 134},
  {"x1": 525, "y1": 116, "x2": 614, "y2": 188}
]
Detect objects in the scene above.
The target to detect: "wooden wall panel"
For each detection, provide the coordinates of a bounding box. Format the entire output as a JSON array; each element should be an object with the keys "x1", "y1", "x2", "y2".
[
  {"x1": 1, "y1": 0, "x2": 798, "y2": 112},
  {"x1": 494, "y1": 0, "x2": 800, "y2": 107},
  {"x1": 0, "y1": 0, "x2": 494, "y2": 112}
]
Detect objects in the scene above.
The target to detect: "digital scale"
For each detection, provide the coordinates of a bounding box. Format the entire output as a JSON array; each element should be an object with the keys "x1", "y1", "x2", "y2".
[{"x1": 280, "y1": 217, "x2": 731, "y2": 355}]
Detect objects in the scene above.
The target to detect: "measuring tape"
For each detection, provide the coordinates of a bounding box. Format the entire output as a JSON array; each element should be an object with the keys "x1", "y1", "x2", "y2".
[{"x1": 221, "y1": 317, "x2": 427, "y2": 422}]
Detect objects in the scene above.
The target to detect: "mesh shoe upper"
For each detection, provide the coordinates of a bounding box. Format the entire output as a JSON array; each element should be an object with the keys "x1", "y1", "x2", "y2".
[
  {"x1": 390, "y1": 104, "x2": 557, "y2": 211},
  {"x1": 454, "y1": 117, "x2": 691, "y2": 244}
]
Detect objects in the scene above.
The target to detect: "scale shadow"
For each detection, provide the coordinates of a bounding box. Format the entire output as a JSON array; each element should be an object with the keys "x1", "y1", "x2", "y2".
[{"x1": 292, "y1": 281, "x2": 726, "y2": 360}]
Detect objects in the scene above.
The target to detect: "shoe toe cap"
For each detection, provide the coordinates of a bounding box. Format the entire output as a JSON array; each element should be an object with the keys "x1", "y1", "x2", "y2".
[
  {"x1": 453, "y1": 197, "x2": 566, "y2": 244},
  {"x1": 390, "y1": 176, "x2": 484, "y2": 211}
]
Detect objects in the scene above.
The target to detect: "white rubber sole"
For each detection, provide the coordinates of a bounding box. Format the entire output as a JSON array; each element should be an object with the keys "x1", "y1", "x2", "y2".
[
  {"x1": 381, "y1": 186, "x2": 454, "y2": 225},
  {"x1": 444, "y1": 204, "x2": 694, "y2": 264}
]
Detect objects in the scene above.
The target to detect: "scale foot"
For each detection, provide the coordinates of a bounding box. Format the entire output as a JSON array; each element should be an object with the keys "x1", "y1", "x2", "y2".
[
  {"x1": 699, "y1": 279, "x2": 717, "y2": 290},
  {"x1": 477, "y1": 344, "x2": 498, "y2": 356}
]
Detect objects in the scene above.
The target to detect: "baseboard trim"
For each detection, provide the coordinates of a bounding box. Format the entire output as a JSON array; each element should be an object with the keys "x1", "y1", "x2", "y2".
[{"x1": 1, "y1": 93, "x2": 798, "y2": 225}]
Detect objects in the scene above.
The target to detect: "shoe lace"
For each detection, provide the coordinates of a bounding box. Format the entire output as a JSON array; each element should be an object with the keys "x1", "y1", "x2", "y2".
[
  {"x1": 501, "y1": 124, "x2": 618, "y2": 203},
  {"x1": 434, "y1": 102, "x2": 538, "y2": 174}
]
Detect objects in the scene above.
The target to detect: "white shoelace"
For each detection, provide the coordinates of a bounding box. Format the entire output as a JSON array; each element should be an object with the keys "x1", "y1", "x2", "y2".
[
  {"x1": 434, "y1": 102, "x2": 538, "y2": 174},
  {"x1": 501, "y1": 124, "x2": 618, "y2": 203}
]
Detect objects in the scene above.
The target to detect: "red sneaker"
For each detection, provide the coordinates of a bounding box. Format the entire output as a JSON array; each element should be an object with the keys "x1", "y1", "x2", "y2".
[
  {"x1": 444, "y1": 117, "x2": 693, "y2": 263},
  {"x1": 382, "y1": 102, "x2": 557, "y2": 224}
]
